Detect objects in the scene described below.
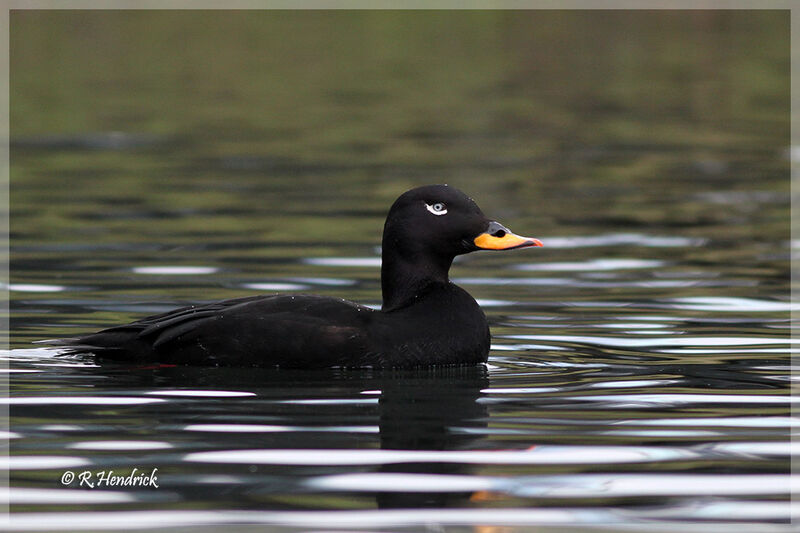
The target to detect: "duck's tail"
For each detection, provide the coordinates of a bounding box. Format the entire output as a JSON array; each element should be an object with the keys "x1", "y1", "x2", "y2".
[{"x1": 33, "y1": 337, "x2": 122, "y2": 356}]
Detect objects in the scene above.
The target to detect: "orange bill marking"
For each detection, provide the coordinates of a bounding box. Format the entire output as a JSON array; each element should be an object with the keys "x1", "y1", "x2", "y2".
[{"x1": 474, "y1": 232, "x2": 543, "y2": 250}]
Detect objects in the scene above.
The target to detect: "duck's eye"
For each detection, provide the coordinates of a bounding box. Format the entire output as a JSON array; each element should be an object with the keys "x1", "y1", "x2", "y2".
[{"x1": 426, "y1": 202, "x2": 448, "y2": 216}]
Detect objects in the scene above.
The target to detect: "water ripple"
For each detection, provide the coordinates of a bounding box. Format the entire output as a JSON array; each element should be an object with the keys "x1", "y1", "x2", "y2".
[
  {"x1": 303, "y1": 257, "x2": 381, "y2": 267},
  {"x1": 538, "y1": 234, "x2": 706, "y2": 248},
  {"x1": 68, "y1": 441, "x2": 174, "y2": 451},
  {"x1": 4, "y1": 456, "x2": 90, "y2": 470},
  {"x1": 144, "y1": 390, "x2": 256, "y2": 398},
  {"x1": 307, "y1": 472, "x2": 795, "y2": 498},
  {"x1": 506, "y1": 334, "x2": 795, "y2": 348},
  {"x1": 6, "y1": 283, "x2": 69, "y2": 293},
  {"x1": 8, "y1": 505, "x2": 797, "y2": 531},
  {"x1": 3, "y1": 397, "x2": 166, "y2": 405},
  {"x1": 515, "y1": 258, "x2": 664, "y2": 271},
  {"x1": 183, "y1": 445, "x2": 696, "y2": 466},
  {"x1": 569, "y1": 393, "x2": 797, "y2": 406},
  {"x1": 8, "y1": 488, "x2": 134, "y2": 504},
  {"x1": 184, "y1": 424, "x2": 378, "y2": 434},
  {"x1": 242, "y1": 282, "x2": 309, "y2": 291},
  {"x1": 131, "y1": 266, "x2": 219, "y2": 275},
  {"x1": 666, "y1": 296, "x2": 799, "y2": 312}
]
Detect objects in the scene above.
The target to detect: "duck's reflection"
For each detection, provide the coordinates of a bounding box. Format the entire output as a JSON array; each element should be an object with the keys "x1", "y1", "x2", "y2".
[
  {"x1": 104, "y1": 362, "x2": 489, "y2": 509},
  {"x1": 374, "y1": 365, "x2": 489, "y2": 508}
]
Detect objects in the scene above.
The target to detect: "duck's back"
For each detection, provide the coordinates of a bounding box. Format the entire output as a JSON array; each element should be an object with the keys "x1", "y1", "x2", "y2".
[{"x1": 67, "y1": 294, "x2": 377, "y2": 368}]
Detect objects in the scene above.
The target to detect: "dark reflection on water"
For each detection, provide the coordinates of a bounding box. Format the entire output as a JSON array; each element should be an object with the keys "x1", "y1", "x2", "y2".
[
  {"x1": 8, "y1": 8, "x2": 792, "y2": 531},
  {"x1": 375, "y1": 368, "x2": 487, "y2": 509}
]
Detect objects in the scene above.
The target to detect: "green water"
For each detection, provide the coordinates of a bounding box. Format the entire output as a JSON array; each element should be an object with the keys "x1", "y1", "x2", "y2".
[{"x1": 12, "y1": 10, "x2": 787, "y2": 251}]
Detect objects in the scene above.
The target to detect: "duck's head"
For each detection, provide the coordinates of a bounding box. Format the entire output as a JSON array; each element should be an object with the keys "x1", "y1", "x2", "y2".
[
  {"x1": 382, "y1": 184, "x2": 542, "y2": 259},
  {"x1": 380, "y1": 184, "x2": 542, "y2": 310}
]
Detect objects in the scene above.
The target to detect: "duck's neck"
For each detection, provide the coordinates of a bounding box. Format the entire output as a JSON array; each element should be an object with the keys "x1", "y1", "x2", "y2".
[{"x1": 381, "y1": 249, "x2": 453, "y2": 312}]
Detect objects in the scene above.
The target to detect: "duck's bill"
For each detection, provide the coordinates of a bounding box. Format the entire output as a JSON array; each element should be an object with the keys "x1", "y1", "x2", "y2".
[{"x1": 474, "y1": 231, "x2": 543, "y2": 250}]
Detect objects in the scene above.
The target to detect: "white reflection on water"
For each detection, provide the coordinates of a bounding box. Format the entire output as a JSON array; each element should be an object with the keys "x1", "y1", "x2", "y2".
[
  {"x1": 3, "y1": 456, "x2": 90, "y2": 470},
  {"x1": 68, "y1": 441, "x2": 174, "y2": 450},
  {"x1": 490, "y1": 343, "x2": 570, "y2": 352},
  {"x1": 506, "y1": 334, "x2": 796, "y2": 348},
  {"x1": 593, "y1": 322, "x2": 670, "y2": 329},
  {"x1": 7, "y1": 488, "x2": 134, "y2": 504},
  {"x1": 666, "y1": 296, "x2": 799, "y2": 312},
  {"x1": 242, "y1": 282, "x2": 309, "y2": 291},
  {"x1": 184, "y1": 424, "x2": 378, "y2": 433},
  {"x1": 184, "y1": 424, "x2": 292, "y2": 433},
  {"x1": 144, "y1": 390, "x2": 256, "y2": 397},
  {"x1": 273, "y1": 398, "x2": 379, "y2": 405},
  {"x1": 602, "y1": 430, "x2": 721, "y2": 438},
  {"x1": 588, "y1": 379, "x2": 677, "y2": 389},
  {"x1": 183, "y1": 445, "x2": 696, "y2": 465},
  {"x1": 569, "y1": 394, "x2": 798, "y2": 405},
  {"x1": 511, "y1": 473, "x2": 796, "y2": 497},
  {"x1": 705, "y1": 441, "x2": 798, "y2": 456},
  {"x1": 644, "y1": 500, "x2": 795, "y2": 521},
  {"x1": 4, "y1": 509, "x2": 616, "y2": 531},
  {"x1": 6, "y1": 283, "x2": 68, "y2": 292},
  {"x1": 1, "y1": 397, "x2": 166, "y2": 405},
  {"x1": 515, "y1": 258, "x2": 664, "y2": 271},
  {"x1": 616, "y1": 417, "x2": 800, "y2": 428},
  {"x1": 537, "y1": 234, "x2": 706, "y2": 248},
  {"x1": 0, "y1": 348, "x2": 95, "y2": 363},
  {"x1": 303, "y1": 257, "x2": 381, "y2": 267},
  {"x1": 307, "y1": 472, "x2": 795, "y2": 498},
  {"x1": 8, "y1": 505, "x2": 797, "y2": 531},
  {"x1": 131, "y1": 266, "x2": 219, "y2": 275},
  {"x1": 475, "y1": 298, "x2": 516, "y2": 307},
  {"x1": 309, "y1": 472, "x2": 493, "y2": 492},
  {"x1": 663, "y1": 348, "x2": 800, "y2": 354},
  {"x1": 481, "y1": 387, "x2": 561, "y2": 394}
]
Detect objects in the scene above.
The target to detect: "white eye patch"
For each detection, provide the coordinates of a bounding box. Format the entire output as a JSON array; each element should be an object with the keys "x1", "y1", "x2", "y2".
[{"x1": 425, "y1": 202, "x2": 448, "y2": 216}]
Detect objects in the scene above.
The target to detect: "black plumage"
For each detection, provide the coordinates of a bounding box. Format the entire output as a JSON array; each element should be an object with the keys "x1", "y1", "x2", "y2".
[{"x1": 51, "y1": 185, "x2": 542, "y2": 368}]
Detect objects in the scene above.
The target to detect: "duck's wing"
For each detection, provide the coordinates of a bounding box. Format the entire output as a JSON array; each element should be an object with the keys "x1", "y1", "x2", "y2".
[
  {"x1": 50, "y1": 295, "x2": 262, "y2": 353},
  {"x1": 59, "y1": 294, "x2": 378, "y2": 368}
]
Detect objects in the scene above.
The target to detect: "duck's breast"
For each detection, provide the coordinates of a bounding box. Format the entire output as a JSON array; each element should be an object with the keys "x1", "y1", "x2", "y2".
[{"x1": 373, "y1": 283, "x2": 490, "y2": 367}]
